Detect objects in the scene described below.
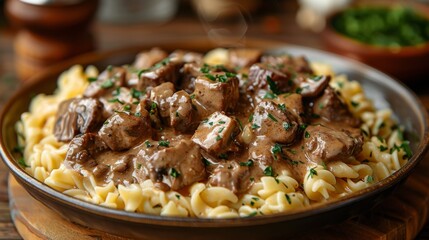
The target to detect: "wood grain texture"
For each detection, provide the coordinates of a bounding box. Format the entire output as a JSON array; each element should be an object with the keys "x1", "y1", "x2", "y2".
[{"x1": 8, "y1": 152, "x2": 429, "y2": 240}]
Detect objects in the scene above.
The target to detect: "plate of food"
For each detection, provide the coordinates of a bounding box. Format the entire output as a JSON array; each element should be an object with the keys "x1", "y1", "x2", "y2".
[{"x1": 1, "y1": 39, "x2": 428, "y2": 239}]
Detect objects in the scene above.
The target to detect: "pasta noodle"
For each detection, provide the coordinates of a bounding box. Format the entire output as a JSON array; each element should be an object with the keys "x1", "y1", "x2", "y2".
[{"x1": 15, "y1": 49, "x2": 412, "y2": 218}]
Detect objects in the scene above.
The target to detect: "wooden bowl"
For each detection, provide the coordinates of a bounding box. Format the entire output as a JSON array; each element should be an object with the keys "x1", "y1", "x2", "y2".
[
  {"x1": 322, "y1": 2, "x2": 429, "y2": 83},
  {"x1": 1, "y1": 38, "x2": 429, "y2": 239}
]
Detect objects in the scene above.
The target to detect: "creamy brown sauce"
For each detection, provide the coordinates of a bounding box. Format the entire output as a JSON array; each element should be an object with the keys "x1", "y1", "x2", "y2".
[{"x1": 55, "y1": 48, "x2": 363, "y2": 195}]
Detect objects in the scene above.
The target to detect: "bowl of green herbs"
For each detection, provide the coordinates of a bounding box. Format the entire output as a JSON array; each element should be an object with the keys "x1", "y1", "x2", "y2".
[{"x1": 322, "y1": 2, "x2": 429, "y2": 82}]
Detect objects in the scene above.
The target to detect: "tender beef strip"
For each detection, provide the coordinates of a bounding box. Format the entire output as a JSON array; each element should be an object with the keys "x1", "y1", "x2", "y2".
[
  {"x1": 247, "y1": 63, "x2": 293, "y2": 94},
  {"x1": 312, "y1": 86, "x2": 361, "y2": 127},
  {"x1": 136, "y1": 59, "x2": 183, "y2": 91},
  {"x1": 192, "y1": 73, "x2": 239, "y2": 118},
  {"x1": 274, "y1": 93, "x2": 305, "y2": 124},
  {"x1": 192, "y1": 112, "x2": 239, "y2": 156},
  {"x1": 304, "y1": 124, "x2": 363, "y2": 164},
  {"x1": 169, "y1": 90, "x2": 199, "y2": 132},
  {"x1": 99, "y1": 112, "x2": 152, "y2": 151},
  {"x1": 169, "y1": 50, "x2": 203, "y2": 64},
  {"x1": 208, "y1": 161, "x2": 252, "y2": 194},
  {"x1": 54, "y1": 98, "x2": 106, "y2": 142},
  {"x1": 133, "y1": 48, "x2": 168, "y2": 69},
  {"x1": 250, "y1": 100, "x2": 300, "y2": 144},
  {"x1": 149, "y1": 82, "x2": 175, "y2": 119},
  {"x1": 99, "y1": 87, "x2": 135, "y2": 115},
  {"x1": 64, "y1": 133, "x2": 109, "y2": 176},
  {"x1": 84, "y1": 66, "x2": 127, "y2": 98},
  {"x1": 134, "y1": 138, "x2": 206, "y2": 190},
  {"x1": 261, "y1": 55, "x2": 313, "y2": 74},
  {"x1": 293, "y1": 75, "x2": 330, "y2": 98},
  {"x1": 228, "y1": 48, "x2": 262, "y2": 69}
]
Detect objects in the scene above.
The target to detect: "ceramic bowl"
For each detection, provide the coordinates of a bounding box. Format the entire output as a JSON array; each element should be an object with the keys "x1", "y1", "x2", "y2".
[
  {"x1": 322, "y1": 2, "x2": 429, "y2": 83},
  {"x1": 1, "y1": 39, "x2": 428, "y2": 239}
]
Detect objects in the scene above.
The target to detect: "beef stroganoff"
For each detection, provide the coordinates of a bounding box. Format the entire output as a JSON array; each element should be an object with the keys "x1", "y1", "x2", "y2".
[{"x1": 15, "y1": 48, "x2": 411, "y2": 218}]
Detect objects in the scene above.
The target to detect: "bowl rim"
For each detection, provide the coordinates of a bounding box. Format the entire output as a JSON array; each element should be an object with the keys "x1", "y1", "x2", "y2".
[
  {"x1": 1, "y1": 40, "x2": 429, "y2": 227},
  {"x1": 323, "y1": 1, "x2": 429, "y2": 56}
]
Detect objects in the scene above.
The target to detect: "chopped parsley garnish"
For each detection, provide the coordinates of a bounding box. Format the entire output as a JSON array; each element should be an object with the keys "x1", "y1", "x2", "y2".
[
  {"x1": 87, "y1": 77, "x2": 97, "y2": 83},
  {"x1": 18, "y1": 157, "x2": 28, "y2": 168},
  {"x1": 264, "y1": 166, "x2": 274, "y2": 176},
  {"x1": 108, "y1": 98, "x2": 124, "y2": 104},
  {"x1": 137, "y1": 69, "x2": 149, "y2": 78},
  {"x1": 366, "y1": 175, "x2": 374, "y2": 183},
  {"x1": 170, "y1": 168, "x2": 180, "y2": 178},
  {"x1": 137, "y1": 163, "x2": 142, "y2": 169},
  {"x1": 200, "y1": 65, "x2": 210, "y2": 73},
  {"x1": 144, "y1": 140, "x2": 152, "y2": 148},
  {"x1": 318, "y1": 103, "x2": 324, "y2": 109},
  {"x1": 190, "y1": 94, "x2": 195, "y2": 99},
  {"x1": 218, "y1": 120, "x2": 226, "y2": 124},
  {"x1": 295, "y1": 87, "x2": 303, "y2": 94},
  {"x1": 216, "y1": 135, "x2": 222, "y2": 141},
  {"x1": 205, "y1": 74, "x2": 216, "y2": 81},
  {"x1": 361, "y1": 128, "x2": 369, "y2": 136},
  {"x1": 236, "y1": 118, "x2": 243, "y2": 131},
  {"x1": 378, "y1": 145, "x2": 388, "y2": 152},
  {"x1": 248, "y1": 114, "x2": 254, "y2": 123},
  {"x1": 278, "y1": 103, "x2": 286, "y2": 112},
  {"x1": 283, "y1": 122, "x2": 291, "y2": 130},
  {"x1": 176, "y1": 194, "x2": 181, "y2": 200},
  {"x1": 107, "y1": 65, "x2": 113, "y2": 72},
  {"x1": 112, "y1": 87, "x2": 121, "y2": 96},
  {"x1": 304, "y1": 131, "x2": 310, "y2": 138},
  {"x1": 131, "y1": 88, "x2": 143, "y2": 98},
  {"x1": 271, "y1": 143, "x2": 282, "y2": 155},
  {"x1": 299, "y1": 124, "x2": 307, "y2": 130},
  {"x1": 251, "y1": 124, "x2": 260, "y2": 130},
  {"x1": 351, "y1": 101, "x2": 359, "y2": 107},
  {"x1": 267, "y1": 113, "x2": 278, "y2": 122},
  {"x1": 134, "y1": 112, "x2": 141, "y2": 117},
  {"x1": 308, "y1": 167, "x2": 318, "y2": 179},
  {"x1": 263, "y1": 92, "x2": 277, "y2": 99},
  {"x1": 248, "y1": 211, "x2": 257, "y2": 217},
  {"x1": 218, "y1": 127, "x2": 225, "y2": 133},
  {"x1": 239, "y1": 159, "x2": 254, "y2": 167},
  {"x1": 321, "y1": 161, "x2": 328, "y2": 170},
  {"x1": 158, "y1": 140, "x2": 170, "y2": 147},
  {"x1": 267, "y1": 76, "x2": 280, "y2": 94},
  {"x1": 225, "y1": 72, "x2": 236, "y2": 78},
  {"x1": 401, "y1": 141, "x2": 413, "y2": 158},
  {"x1": 218, "y1": 75, "x2": 228, "y2": 83},
  {"x1": 285, "y1": 194, "x2": 292, "y2": 204},
  {"x1": 203, "y1": 158, "x2": 211, "y2": 166},
  {"x1": 150, "y1": 102, "x2": 157, "y2": 114},
  {"x1": 13, "y1": 145, "x2": 24, "y2": 154},
  {"x1": 310, "y1": 75, "x2": 323, "y2": 82},
  {"x1": 101, "y1": 79, "x2": 114, "y2": 88}
]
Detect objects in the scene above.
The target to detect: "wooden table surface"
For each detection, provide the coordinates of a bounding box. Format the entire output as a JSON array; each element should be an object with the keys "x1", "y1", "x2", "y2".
[{"x1": 1, "y1": 1, "x2": 429, "y2": 239}]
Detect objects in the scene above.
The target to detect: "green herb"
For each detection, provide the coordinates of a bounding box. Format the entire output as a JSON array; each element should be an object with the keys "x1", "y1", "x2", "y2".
[
  {"x1": 351, "y1": 101, "x2": 359, "y2": 107},
  {"x1": 18, "y1": 157, "x2": 28, "y2": 168},
  {"x1": 101, "y1": 79, "x2": 114, "y2": 88},
  {"x1": 137, "y1": 163, "x2": 142, "y2": 169},
  {"x1": 170, "y1": 168, "x2": 180, "y2": 178},
  {"x1": 236, "y1": 118, "x2": 243, "y2": 131},
  {"x1": 310, "y1": 75, "x2": 323, "y2": 82},
  {"x1": 218, "y1": 127, "x2": 225, "y2": 133},
  {"x1": 108, "y1": 98, "x2": 124, "y2": 104},
  {"x1": 135, "y1": 112, "x2": 141, "y2": 117},
  {"x1": 218, "y1": 75, "x2": 228, "y2": 83},
  {"x1": 158, "y1": 140, "x2": 170, "y2": 147},
  {"x1": 401, "y1": 141, "x2": 413, "y2": 158},
  {"x1": 131, "y1": 88, "x2": 143, "y2": 98},
  {"x1": 251, "y1": 124, "x2": 260, "y2": 130},
  {"x1": 271, "y1": 143, "x2": 282, "y2": 155},
  {"x1": 144, "y1": 140, "x2": 152, "y2": 148},
  {"x1": 107, "y1": 65, "x2": 113, "y2": 72},
  {"x1": 378, "y1": 145, "x2": 388, "y2": 152},
  {"x1": 216, "y1": 135, "x2": 222, "y2": 141},
  {"x1": 87, "y1": 77, "x2": 97, "y2": 83},
  {"x1": 242, "y1": 73, "x2": 248, "y2": 79},
  {"x1": 283, "y1": 122, "x2": 291, "y2": 130},
  {"x1": 205, "y1": 74, "x2": 216, "y2": 81},
  {"x1": 137, "y1": 69, "x2": 149, "y2": 78},
  {"x1": 150, "y1": 102, "x2": 157, "y2": 114},
  {"x1": 366, "y1": 175, "x2": 374, "y2": 183},
  {"x1": 321, "y1": 161, "x2": 328, "y2": 170},
  {"x1": 200, "y1": 66, "x2": 210, "y2": 73},
  {"x1": 308, "y1": 167, "x2": 318, "y2": 179},
  {"x1": 267, "y1": 113, "x2": 278, "y2": 122},
  {"x1": 250, "y1": 177, "x2": 255, "y2": 182},
  {"x1": 285, "y1": 194, "x2": 292, "y2": 204},
  {"x1": 295, "y1": 87, "x2": 303, "y2": 94},
  {"x1": 248, "y1": 114, "x2": 254, "y2": 123},
  {"x1": 250, "y1": 201, "x2": 255, "y2": 206},
  {"x1": 190, "y1": 94, "x2": 195, "y2": 99},
  {"x1": 263, "y1": 92, "x2": 277, "y2": 99},
  {"x1": 278, "y1": 104, "x2": 286, "y2": 112},
  {"x1": 318, "y1": 103, "x2": 324, "y2": 109},
  {"x1": 123, "y1": 105, "x2": 131, "y2": 111},
  {"x1": 103, "y1": 120, "x2": 109, "y2": 125},
  {"x1": 209, "y1": 122, "x2": 213, "y2": 126},
  {"x1": 203, "y1": 158, "x2": 211, "y2": 166},
  {"x1": 13, "y1": 145, "x2": 24, "y2": 154},
  {"x1": 247, "y1": 211, "x2": 257, "y2": 217},
  {"x1": 176, "y1": 194, "x2": 181, "y2": 200},
  {"x1": 264, "y1": 166, "x2": 274, "y2": 177},
  {"x1": 361, "y1": 128, "x2": 369, "y2": 136},
  {"x1": 299, "y1": 124, "x2": 307, "y2": 130},
  {"x1": 112, "y1": 87, "x2": 121, "y2": 96},
  {"x1": 239, "y1": 159, "x2": 254, "y2": 167},
  {"x1": 218, "y1": 120, "x2": 226, "y2": 124},
  {"x1": 267, "y1": 76, "x2": 280, "y2": 94},
  {"x1": 287, "y1": 149, "x2": 297, "y2": 155},
  {"x1": 304, "y1": 131, "x2": 310, "y2": 138}
]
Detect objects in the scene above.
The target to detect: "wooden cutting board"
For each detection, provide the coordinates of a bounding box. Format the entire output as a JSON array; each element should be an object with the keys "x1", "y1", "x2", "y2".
[{"x1": 8, "y1": 152, "x2": 429, "y2": 240}]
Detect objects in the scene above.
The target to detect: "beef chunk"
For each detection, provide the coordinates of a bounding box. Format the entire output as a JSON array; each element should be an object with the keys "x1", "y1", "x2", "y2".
[
  {"x1": 99, "y1": 112, "x2": 152, "y2": 151},
  {"x1": 304, "y1": 124, "x2": 363, "y2": 163},
  {"x1": 64, "y1": 133, "x2": 109, "y2": 173},
  {"x1": 192, "y1": 73, "x2": 239, "y2": 117},
  {"x1": 179, "y1": 62, "x2": 202, "y2": 93},
  {"x1": 135, "y1": 138, "x2": 206, "y2": 190},
  {"x1": 134, "y1": 48, "x2": 168, "y2": 69},
  {"x1": 192, "y1": 112, "x2": 239, "y2": 155},
  {"x1": 208, "y1": 161, "x2": 251, "y2": 194},
  {"x1": 169, "y1": 90, "x2": 198, "y2": 132},
  {"x1": 293, "y1": 75, "x2": 330, "y2": 98},
  {"x1": 137, "y1": 59, "x2": 182, "y2": 91},
  {"x1": 99, "y1": 87, "x2": 135, "y2": 115},
  {"x1": 54, "y1": 98, "x2": 106, "y2": 142},
  {"x1": 313, "y1": 87, "x2": 360, "y2": 127},
  {"x1": 261, "y1": 55, "x2": 313, "y2": 74},
  {"x1": 274, "y1": 93, "x2": 304, "y2": 124},
  {"x1": 247, "y1": 63, "x2": 292, "y2": 94},
  {"x1": 228, "y1": 48, "x2": 262, "y2": 68},
  {"x1": 250, "y1": 100, "x2": 300, "y2": 144},
  {"x1": 149, "y1": 82, "x2": 175, "y2": 119},
  {"x1": 84, "y1": 66, "x2": 127, "y2": 98}
]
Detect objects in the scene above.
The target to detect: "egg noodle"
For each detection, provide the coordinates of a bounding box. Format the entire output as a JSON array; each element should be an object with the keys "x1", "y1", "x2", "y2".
[{"x1": 16, "y1": 49, "x2": 409, "y2": 218}]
